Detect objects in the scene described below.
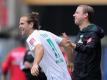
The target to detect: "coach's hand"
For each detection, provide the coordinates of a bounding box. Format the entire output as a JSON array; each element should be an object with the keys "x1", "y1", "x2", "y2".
[{"x1": 31, "y1": 64, "x2": 39, "y2": 76}]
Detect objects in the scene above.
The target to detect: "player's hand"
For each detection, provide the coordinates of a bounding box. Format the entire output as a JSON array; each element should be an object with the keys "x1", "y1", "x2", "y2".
[
  {"x1": 31, "y1": 64, "x2": 39, "y2": 76},
  {"x1": 62, "y1": 32, "x2": 76, "y2": 48},
  {"x1": 62, "y1": 32, "x2": 70, "y2": 40},
  {"x1": 62, "y1": 33, "x2": 72, "y2": 46}
]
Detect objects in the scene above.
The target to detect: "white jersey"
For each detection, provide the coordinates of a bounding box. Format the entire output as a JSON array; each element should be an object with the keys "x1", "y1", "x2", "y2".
[{"x1": 27, "y1": 30, "x2": 72, "y2": 80}]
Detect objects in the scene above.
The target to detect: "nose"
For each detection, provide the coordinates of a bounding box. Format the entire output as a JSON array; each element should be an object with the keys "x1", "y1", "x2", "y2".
[
  {"x1": 19, "y1": 24, "x2": 21, "y2": 29},
  {"x1": 73, "y1": 13, "x2": 75, "y2": 17}
]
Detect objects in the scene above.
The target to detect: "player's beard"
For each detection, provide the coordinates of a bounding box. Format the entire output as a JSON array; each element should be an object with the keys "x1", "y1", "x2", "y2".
[{"x1": 75, "y1": 17, "x2": 83, "y2": 26}]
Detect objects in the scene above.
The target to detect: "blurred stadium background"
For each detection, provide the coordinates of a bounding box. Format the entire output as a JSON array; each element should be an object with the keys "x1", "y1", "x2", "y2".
[{"x1": 0, "y1": 0, "x2": 107, "y2": 80}]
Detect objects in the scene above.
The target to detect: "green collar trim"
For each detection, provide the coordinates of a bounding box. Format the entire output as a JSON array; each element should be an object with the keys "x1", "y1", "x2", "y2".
[{"x1": 81, "y1": 24, "x2": 96, "y2": 32}]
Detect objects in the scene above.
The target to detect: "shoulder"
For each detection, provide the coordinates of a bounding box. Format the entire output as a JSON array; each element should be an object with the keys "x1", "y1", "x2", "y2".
[{"x1": 90, "y1": 24, "x2": 104, "y2": 38}]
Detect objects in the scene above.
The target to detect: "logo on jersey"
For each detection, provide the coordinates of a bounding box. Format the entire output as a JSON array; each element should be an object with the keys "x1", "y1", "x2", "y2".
[
  {"x1": 29, "y1": 38, "x2": 35, "y2": 45},
  {"x1": 78, "y1": 35, "x2": 83, "y2": 43},
  {"x1": 87, "y1": 37, "x2": 92, "y2": 43}
]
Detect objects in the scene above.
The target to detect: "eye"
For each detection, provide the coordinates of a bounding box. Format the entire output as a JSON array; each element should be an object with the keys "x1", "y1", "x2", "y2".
[{"x1": 20, "y1": 22, "x2": 24, "y2": 25}]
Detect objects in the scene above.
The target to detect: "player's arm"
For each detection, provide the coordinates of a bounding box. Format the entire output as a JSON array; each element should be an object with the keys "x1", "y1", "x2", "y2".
[
  {"x1": 31, "y1": 44, "x2": 44, "y2": 76},
  {"x1": 60, "y1": 38, "x2": 74, "y2": 62},
  {"x1": 60, "y1": 38, "x2": 75, "y2": 49},
  {"x1": 33, "y1": 44, "x2": 44, "y2": 66}
]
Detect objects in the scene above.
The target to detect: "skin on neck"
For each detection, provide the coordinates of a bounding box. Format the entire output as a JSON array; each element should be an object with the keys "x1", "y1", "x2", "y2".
[
  {"x1": 79, "y1": 19, "x2": 91, "y2": 30},
  {"x1": 27, "y1": 29, "x2": 35, "y2": 36}
]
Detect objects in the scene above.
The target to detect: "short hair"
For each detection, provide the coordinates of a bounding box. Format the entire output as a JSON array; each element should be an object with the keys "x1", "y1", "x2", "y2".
[
  {"x1": 24, "y1": 12, "x2": 40, "y2": 29},
  {"x1": 78, "y1": 5, "x2": 95, "y2": 22}
]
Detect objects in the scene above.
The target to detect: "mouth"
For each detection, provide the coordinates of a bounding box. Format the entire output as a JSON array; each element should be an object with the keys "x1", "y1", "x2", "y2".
[
  {"x1": 74, "y1": 17, "x2": 77, "y2": 20},
  {"x1": 19, "y1": 28, "x2": 25, "y2": 35},
  {"x1": 73, "y1": 18, "x2": 76, "y2": 22},
  {"x1": 19, "y1": 27, "x2": 24, "y2": 32},
  {"x1": 74, "y1": 17, "x2": 78, "y2": 21}
]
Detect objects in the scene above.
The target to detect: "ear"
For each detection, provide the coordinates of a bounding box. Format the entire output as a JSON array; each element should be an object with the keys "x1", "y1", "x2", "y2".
[
  {"x1": 29, "y1": 22, "x2": 34, "y2": 28},
  {"x1": 84, "y1": 13, "x2": 88, "y2": 18}
]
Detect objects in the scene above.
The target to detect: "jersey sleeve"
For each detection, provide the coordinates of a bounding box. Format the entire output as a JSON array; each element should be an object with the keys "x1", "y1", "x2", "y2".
[{"x1": 27, "y1": 36, "x2": 41, "y2": 51}]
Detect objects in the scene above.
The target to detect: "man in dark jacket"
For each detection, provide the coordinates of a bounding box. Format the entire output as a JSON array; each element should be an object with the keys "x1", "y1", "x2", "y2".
[{"x1": 63, "y1": 5, "x2": 104, "y2": 80}]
